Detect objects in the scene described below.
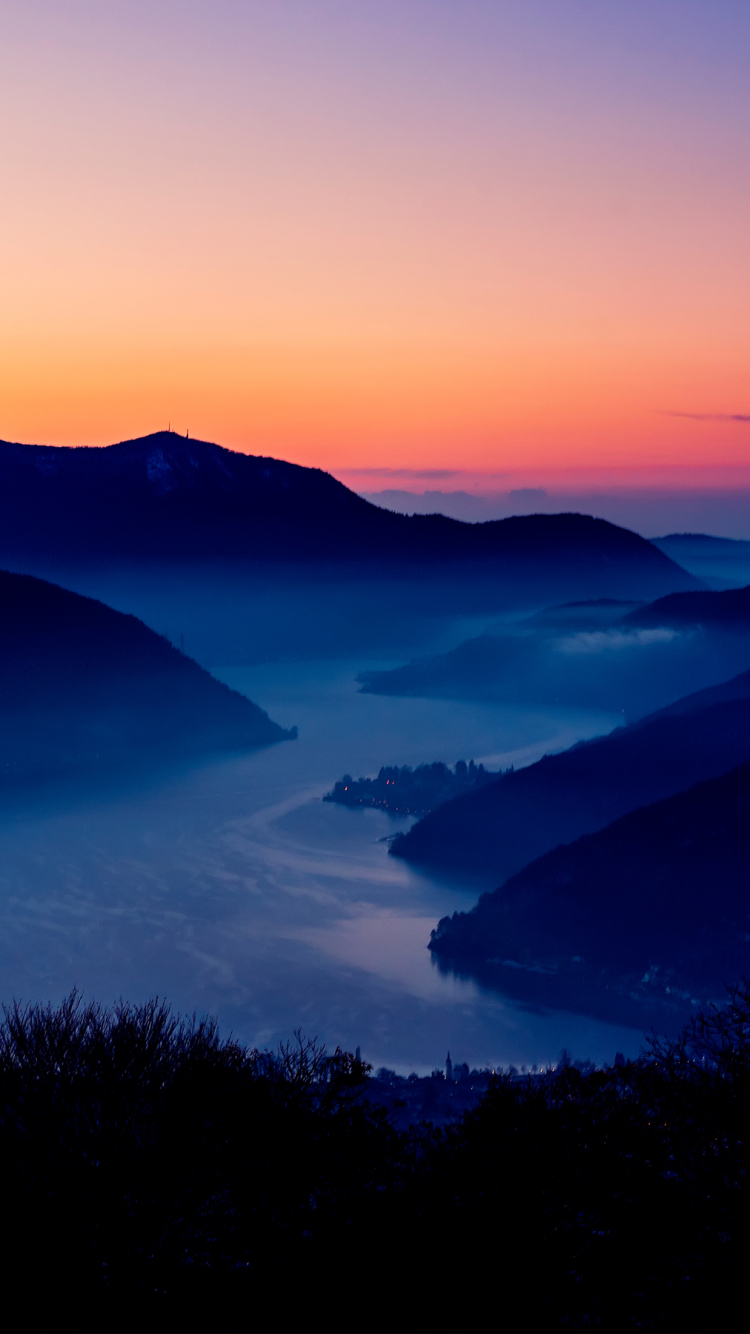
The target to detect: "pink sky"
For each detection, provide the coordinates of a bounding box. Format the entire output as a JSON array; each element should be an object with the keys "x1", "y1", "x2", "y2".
[{"x1": 0, "y1": 1, "x2": 748, "y2": 485}]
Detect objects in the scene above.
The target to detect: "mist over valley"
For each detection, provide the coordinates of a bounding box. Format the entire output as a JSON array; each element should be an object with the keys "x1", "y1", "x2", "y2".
[
  {"x1": 7, "y1": 8, "x2": 750, "y2": 1322},
  {"x1": 0, "y1": 433, "x2": 748, "y2": 1074}
]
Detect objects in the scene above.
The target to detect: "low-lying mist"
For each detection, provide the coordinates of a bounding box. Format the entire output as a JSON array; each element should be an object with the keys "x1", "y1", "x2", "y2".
[{"x1": 359, "y1": 599, "x2": 750, "y2": 720}]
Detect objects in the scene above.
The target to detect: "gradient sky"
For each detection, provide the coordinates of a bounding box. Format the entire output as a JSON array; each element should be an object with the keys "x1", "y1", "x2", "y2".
[{"x1": 1, "y1": 0, "x2": 749, "y2": 484}]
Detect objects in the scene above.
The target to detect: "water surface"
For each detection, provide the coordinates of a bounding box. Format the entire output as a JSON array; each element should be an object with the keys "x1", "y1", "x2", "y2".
[{"x1": 0, "y1": 660, "x2": 643, "y2": 1071}]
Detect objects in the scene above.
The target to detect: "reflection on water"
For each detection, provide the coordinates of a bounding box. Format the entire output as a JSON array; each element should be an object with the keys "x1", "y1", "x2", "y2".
[{"x1": 0, "y1": 660, "x2": 643, "y2": 1071}]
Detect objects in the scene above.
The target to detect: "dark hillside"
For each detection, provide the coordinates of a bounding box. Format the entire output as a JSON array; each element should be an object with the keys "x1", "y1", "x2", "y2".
[
  {"x1": 429, "y1": 764, "x2": 750, "y2": 1026},
  {"x1": 0, "y1": 569, "x2": 292, "y2": 784},
  {"x1": 648, "y1": 666, "x2": 750, "y2": 717},
  {"x1": 5, "y1": 989, "x2": 750, "y2": 1332},
  {"x1": 357, "y1": 585, "x2": 750, "y2": 713},
  {"x1": 391, "y1": 672, "x2": 750, "y2": 879},
  {"x1": 652, "y1": 532, "x2": 750, "y2": 587},
  {"x1": 625, "y1": 583, "x2": 750, "y2": 629},
  {"x1": 0, "y1": 433, "x2": 695, "y2": 596}
]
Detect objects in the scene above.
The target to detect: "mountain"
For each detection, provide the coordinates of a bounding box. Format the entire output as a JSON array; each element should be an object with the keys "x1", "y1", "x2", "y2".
[
  {"x1": 0, "y1": 569, "x2": 293, "y2": 786},
  {"x1": 390, "y1": 669, "x2": 750, "y2": 881},
  {"x1": 648, "y1": 666, "x2": 750, "y2": 717},
  {"x1": 0, "y1": 432, "x2": 695, "y2": 591},
  {"x1": 651, "y1": 533, "x2": 750, "y2": 589},
  {"x1": 358, "y1": 582, "x2": 750, "y2": 714},
  {"x1": 429, "y1": 763, "x2": 750, "y2": 1026},
  {"x1": 624, "y1": 583, "x2": 750, "y2": 630},
  {"x1": 0, "y1": 433, "x2": 702, "y2": 666}
]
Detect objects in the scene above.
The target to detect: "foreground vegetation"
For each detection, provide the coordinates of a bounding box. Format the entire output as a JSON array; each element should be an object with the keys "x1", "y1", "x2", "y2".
[{"x1": 2, "y1": 988, "x2": 750, "y2": 1332}]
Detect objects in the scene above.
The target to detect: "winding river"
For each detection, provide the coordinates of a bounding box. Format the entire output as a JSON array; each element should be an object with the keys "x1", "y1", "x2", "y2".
[{"x1": 0, "y1": 660, "x2": 644, "y2": 1071}]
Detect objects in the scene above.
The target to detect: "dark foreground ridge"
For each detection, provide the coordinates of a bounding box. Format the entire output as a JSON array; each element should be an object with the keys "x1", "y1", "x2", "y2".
[
  {"x1": 3, "y1": 986, "x2": 750, "y2": 1332},
  {"x1": 0, "y1": 431, "x2": 695, "y2": 594},
  {"x1": 430, "y1": 763, "x2": 750, "y2": 1027},
  {"x1": 324, "y1": 759, "x2": 500, "y2": 816},
  {"x1": 390, "y1": 666, "x2": 750, "y2": 880},
  {"x1": 0, "y1": 568, "x2": 293, "y2": 785}
]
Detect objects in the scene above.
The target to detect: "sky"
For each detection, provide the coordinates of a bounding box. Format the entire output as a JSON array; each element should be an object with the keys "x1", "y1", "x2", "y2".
[{"x1": 1, "y1": 0, "x2": 749, "y2": 489}]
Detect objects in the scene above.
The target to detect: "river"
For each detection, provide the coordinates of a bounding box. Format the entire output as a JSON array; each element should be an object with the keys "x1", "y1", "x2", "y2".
[{"x1": 0, "y1": 659, "x2": 645, "y2": 1072}]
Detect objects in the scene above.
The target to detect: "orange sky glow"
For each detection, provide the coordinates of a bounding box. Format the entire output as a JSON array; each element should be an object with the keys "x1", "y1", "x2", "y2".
[{"x1": 1, "y1": 1, "x2": 748, "y2": 489}]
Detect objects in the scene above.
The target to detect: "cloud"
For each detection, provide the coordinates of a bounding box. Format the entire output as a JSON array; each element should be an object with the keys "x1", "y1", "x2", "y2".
[
  {"x1": 557, "y1": 628, "x2": 681, "y2": 655},
  {"x1": 340, "y1": 467, "x2": 463, "y2": 478},
  {"x1": 663, "y1": 412, "x2": 750, "y2": 423}
]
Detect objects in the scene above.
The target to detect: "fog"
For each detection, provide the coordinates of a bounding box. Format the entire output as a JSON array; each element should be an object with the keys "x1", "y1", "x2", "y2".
[
  {"x1": 0, "y1": 658, "x2": 643, "y2": 1072},
  {"x1": 1, "y1": 535, "x2": 746, "y2": 1068},
  {"x1": 0, "y1": 559, "x2": 531, "y2": 665},
  {"x1": 360, "y1": 602, "x2": 750, "y2": 721}
]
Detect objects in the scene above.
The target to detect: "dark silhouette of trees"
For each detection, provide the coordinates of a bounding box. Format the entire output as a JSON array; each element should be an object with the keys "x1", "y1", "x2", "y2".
[
  {"x1": 3, "y1": 985, "x2": 750, "y2": 1331},
  {"x1": 324, "y1": 759, "x2": 497, "y2": 815}
]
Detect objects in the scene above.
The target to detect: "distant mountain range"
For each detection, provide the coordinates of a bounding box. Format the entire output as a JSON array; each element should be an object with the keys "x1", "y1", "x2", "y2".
[
  {"x1": 0, "y1": 569, "x2": 293, "y2": 787},
  {"x1": 429, "y1": 763, "x2": 750, "y2": 1027},
  {"x1": 0, "y1": 432, "x2": 695, "y2": 595},
  {"x1": 652, "y1": 533, "x2": 750, "y2": 589},
  {"x1": 390, "y1": 666, "x2": 750, "y2": 881}
]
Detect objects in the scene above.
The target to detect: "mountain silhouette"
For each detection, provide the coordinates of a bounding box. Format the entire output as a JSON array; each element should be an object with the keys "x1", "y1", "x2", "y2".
[
  {"x1": 390, "y1": 667, "x2": 750, "y2": 881},
  {"x1": 358, "y1": 575, "x2": 750, "y2": 712},
  {"x1": 429, "y1": 763, "x2": 750, "y2": 1027},
  {"x1": 651, "y1": 533, "x2": 750, "y2": 589},
  {"x1": 0, "y1": 569, "x2": 293, "y2": 786},
  {"x1": 647, "y1": 665, "x2": 750, "y2": 716},
  {"x1": 624, "y1": 583, "x2": 750, "y2": 629},
  {"x1": 0, "y1": 432, "x2": 696, "y2": 594}
]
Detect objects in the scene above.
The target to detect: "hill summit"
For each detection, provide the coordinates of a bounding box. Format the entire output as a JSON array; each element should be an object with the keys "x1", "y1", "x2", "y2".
[{"x1": 0, "y1": 433, "x2": 696, "y2": 597}]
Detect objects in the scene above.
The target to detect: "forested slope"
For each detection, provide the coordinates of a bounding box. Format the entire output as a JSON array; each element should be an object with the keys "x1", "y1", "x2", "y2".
[
  {"x1": 0, "y1": 569, "x2": 293, "y2": 784},
  {"x1": 430, "y1": 764, "x2": 750, "y2": 1025},
  {"x1": 391, "y1": 672, "x2": 750, "y2": 879}
]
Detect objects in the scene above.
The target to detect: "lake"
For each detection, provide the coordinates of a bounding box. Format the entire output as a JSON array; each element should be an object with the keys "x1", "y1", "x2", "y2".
[{"x1": 0, "y1": 659, "x2": 644, "y2": 1072}]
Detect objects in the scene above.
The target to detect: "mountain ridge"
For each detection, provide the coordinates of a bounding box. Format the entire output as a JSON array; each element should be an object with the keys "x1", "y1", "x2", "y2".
[
  {"x1": 428, "y1": 762, "x2": 750, "y2": 1027},
  {"x1": 390, "y1": 667, "x2": 750, "y2": 880},
  {"x1": 0, "y1": 568, "x2": 293, "y2": 785},
  {"x1": 624, "y1": 583, "x2": 750, "y2": 629},
  {"x1": 0, "y1": 433, "x2": 697, "y2": 592},
  {"x1": 359, "y1": 580, "x2": 750, "y2": 712}
]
